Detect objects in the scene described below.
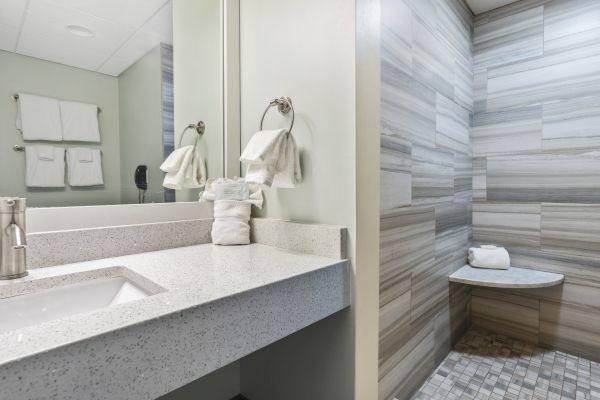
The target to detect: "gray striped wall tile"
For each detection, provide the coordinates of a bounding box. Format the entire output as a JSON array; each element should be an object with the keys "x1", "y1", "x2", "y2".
[
  {"x1": 454, "y1": 153, "x2": 472, "y2": 203},
  {"x1": 436, "y1": 94, "x2": 471, "y2": 154},
  {"x1": 509, "y1": 246, "x2": 600, "y2": 283},
  {"x1": 403, "y1": 0, "x2": 437, "y2": 33},
  {"x1": 543, "y1": 96, "x2": 600, "y2": 150},
  {"x1": 481, "y1": 0, "x2": 549, "y2": 23},
  {"x1": 488, "y1": 27, "x2": 600, "y2": 80},
  {"x1": 472, "y1": 105, "x2": 542, "y2": 156},
  {"x1": 541, "y1": 203, "x2": 600, "y2": 258},
  {"x1": 412, "y1": 145, "x2": 454, "y2": 205},
  {"x1": 472, "y1": 287, "x2": 540, "y2": 343},
  {"x1": 413, "y1": 17, "x2": 455, "y2": 100},
  {"x1": 381, "y1": 0, "x2": 413, "y2": 75},
  {"x1": 473, "y1": 69, "x2": 488, "y2": 113},
  {"x1": 379, "y1": 290, "x2": 411, "y2": 375},
  {"x1": 380, "y1": 207, "x2": 435, "y2": 308},
  {"x1": 472, "y1": 157, "x2": 487, "y2": 200},
  {"x1": 436, "y1": 202, "x2": 470, "y2": 235},
  {"x1": 473, "y1": 202, "x2": 541, "y2": 248},
  {"x1": 379, "y1": 322, "x2": 436, "y2": 400},
  {"x1": 544, "y1": 0, "x2": 600, "y2": 42},
  {"x1": 487, "y1": 54, "x2": 600, "y2": 111},
  {"x1": 540, "y1": 300, "x2": 600, "y2": 361},
  {"x1": 382, "y1": 62, "x2": 436, "y2": 146},
  {"x1": 454, "y1": 54, "x2": 474, "y2": 112},
  {"x1": 381, "y1": 135, "x2": 412, "y2": 210},
  {"x1": 473, "y1": 6, "x2": 543, "y2": 68},
  {"x1": 486, "y1": 153, "x2": 600, "y2": 203},
  {"x1": 436, "y1": 0, "x2": 472, "y2": 63}
]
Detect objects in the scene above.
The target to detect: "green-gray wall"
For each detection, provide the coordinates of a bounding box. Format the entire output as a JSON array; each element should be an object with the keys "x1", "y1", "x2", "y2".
[
  {"x1": 0, "y1": 50, "x2": 121, "y2": 207},
  {"x1": 118, "y1": 45, "x2": 166, "y2": 204}
]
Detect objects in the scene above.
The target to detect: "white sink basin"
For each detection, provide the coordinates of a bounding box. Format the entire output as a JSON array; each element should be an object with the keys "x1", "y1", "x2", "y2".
[{"x1": 0, "y1": 276, "x2": 151, "y2": 333}]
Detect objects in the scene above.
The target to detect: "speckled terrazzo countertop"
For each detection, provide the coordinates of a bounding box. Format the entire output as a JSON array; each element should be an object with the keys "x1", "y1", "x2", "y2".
[{"x1": 0, "y1": 243, "x2": 349, "y2": 399}]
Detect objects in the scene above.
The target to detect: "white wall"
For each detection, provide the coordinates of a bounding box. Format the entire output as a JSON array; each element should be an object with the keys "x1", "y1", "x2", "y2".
[
  {"x1": 238, "y1": 0, "x2": 359, "y2": 398},
  {"x1": 0, "y1": 50, "x2": 121, "y2": 207},
  {"x1": 173, "y1": 0, "x2": 224, "y2": 202}
]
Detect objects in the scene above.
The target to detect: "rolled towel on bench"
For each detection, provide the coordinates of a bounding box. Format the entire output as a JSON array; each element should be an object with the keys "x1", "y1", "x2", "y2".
[{"x1": 468, "y1": 245, "x2": 510, "y2": 270}]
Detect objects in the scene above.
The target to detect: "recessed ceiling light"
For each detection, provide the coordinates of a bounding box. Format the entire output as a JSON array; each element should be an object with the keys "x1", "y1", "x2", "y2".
[{"x1": 66, "y1": 25, "x2": 95, "y2": 38}]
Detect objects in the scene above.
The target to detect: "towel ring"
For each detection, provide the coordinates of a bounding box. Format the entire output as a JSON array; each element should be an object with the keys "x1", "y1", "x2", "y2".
[
  {"x1": 259, "y1": 96, "x2": 294, "y2": 133},
  {"x1": 178, "y1": 121, "x2": 205, "y2": 149}
]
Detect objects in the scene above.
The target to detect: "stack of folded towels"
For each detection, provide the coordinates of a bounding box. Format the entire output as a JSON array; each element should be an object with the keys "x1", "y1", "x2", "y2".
[
  {"x1": 160, "y1": 145, "x2": 206, "y2": 190},
  {"x1": 201, "y1": 178, "x2": 264, "y2": 245},
  {"x1": 468, "y1": 245, "x2": 511, "y2": 270},
  {"x1": 240, "y1": 128, "x2": 301, "y2": 188}
]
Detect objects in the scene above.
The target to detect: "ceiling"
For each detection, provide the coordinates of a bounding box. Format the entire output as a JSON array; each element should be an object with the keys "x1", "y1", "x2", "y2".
[
  {"x1": 0, "y1": 0, "x2": 172, "y2": 76},
  {"x1": 465, "y1": 0, "x2": 521, "y2": 14}
]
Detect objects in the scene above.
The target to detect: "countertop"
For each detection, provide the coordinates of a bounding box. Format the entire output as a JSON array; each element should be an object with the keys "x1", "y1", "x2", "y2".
[{"x1": 0, "y1": 243, "x2": 349, "y2": 399}]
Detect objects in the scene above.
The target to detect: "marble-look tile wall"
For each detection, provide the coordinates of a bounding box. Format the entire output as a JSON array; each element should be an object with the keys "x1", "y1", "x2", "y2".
[
  {"x1": 379, "y1": 0, "x2": 474, "y2": 399},
  {"x1": 472, "y1": 0, "x2": 600, "y2": 362}
]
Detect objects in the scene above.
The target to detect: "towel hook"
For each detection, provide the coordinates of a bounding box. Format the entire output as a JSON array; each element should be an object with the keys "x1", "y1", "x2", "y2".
[
  {"x1": 259, "y1": 96, "x2": 294, "y2": 133},
  {"x1": 178, "y1": 121, "x2": 205, "y2": 149}
]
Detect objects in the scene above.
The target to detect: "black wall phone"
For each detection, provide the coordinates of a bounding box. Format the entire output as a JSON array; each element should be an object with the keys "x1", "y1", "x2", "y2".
[{"x1": 135, "y1": 165, "x2": 148, "y2": 203}]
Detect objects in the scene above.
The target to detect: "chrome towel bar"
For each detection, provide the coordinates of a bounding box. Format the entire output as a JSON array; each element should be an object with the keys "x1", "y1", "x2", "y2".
[{"x1": 12, "y1": 94, "x2": 101, "y2": 113}]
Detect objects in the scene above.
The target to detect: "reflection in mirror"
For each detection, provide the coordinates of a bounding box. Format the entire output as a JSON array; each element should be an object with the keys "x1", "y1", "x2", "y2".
[{"x1": 0, "y1": 0, "x2": 224, "y2": 207}]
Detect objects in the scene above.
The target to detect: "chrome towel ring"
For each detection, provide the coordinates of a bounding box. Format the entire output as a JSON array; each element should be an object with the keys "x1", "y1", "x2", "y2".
[
  {"x1": 259, "y1": 96, "x2": 294, "y2": 133},
  {"x1": 178, "y1": 121, "x2": 205, "y2": 149}
]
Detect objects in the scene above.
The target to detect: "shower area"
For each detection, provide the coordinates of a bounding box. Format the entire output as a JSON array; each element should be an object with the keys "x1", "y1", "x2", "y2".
[{"x1": 379, "y1": 0, "x2": 600, "y2": 399}]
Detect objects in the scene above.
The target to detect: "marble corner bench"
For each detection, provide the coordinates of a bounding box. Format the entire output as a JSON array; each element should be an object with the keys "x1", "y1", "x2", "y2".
[{"x1": 449, "y1": 265, "x2": 564, "y2": 289}]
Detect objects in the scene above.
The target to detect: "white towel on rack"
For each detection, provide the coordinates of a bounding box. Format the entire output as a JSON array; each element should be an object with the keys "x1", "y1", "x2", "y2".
[
  {"x1": 240, "y1": 129, "x2": 301, "y2": 188},
  {"x1": 160, "y1": 145, "x2": 206, "y2": 190},
  {"x1": 60, "y1": 100, "x2": 101, "y2": 142},
  {"x1": 16, "y1": 93, "x2": 62, "y2": 141},
  {"x1": 66, "y1": 148, "x2": 103, "y2": 186},
  {"x1": 25, "y1": 145, "x2": 65, "y2": 187}
]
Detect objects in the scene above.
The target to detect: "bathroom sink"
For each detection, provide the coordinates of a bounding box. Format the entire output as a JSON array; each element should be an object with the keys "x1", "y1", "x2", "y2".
[{"x1": 0, "y1": 276, "x2": 151, "y2": 334}]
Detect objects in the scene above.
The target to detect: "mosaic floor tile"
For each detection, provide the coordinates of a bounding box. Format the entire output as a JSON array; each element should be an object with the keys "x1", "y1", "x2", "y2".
[{"x1": 409, "y1": 329, "x2": 600, "y2": 400}]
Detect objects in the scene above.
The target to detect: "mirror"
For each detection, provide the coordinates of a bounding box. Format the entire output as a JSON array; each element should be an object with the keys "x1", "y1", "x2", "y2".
[{"x1": 0, "y1": 0, "x2": 224, "y2": 207}]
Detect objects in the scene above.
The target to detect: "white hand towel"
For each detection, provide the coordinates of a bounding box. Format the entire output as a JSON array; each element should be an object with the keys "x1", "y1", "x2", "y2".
[
  {"x1": 160, "y1": 145, "x2": 206, "y2": 190},
  {"x1": 211, "y1": 200, "x2": 252, "y2": 245},
  {"x1": 241, "y1": 129, "x2": 301, "y2": 188},
  {"x1": 468, "y1": 246, "x2": 510, "y2": 270},
  {"x1": 17, "y1": 94, "x2": 62, "y2": 141},
  {"x1": 25, "y1": 145, "x2": 65, "y2": 187},
  {"x1": 66, "y1": 148, "x2": 103, "y2": 186},
  {"x1": 60, "y1": 100, "x2": 101, "y2": 142}
]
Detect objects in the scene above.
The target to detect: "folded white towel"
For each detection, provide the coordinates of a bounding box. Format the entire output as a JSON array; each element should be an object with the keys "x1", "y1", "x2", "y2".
[
  {"x1": 241, "y1": 129, "x2": 301, "y2": 188},
  {"x1": 60, "y1": 100, "x2": 101, "y2": 142},
  {"x1": 468, "y1": 246, "x2": 510, "y2": 270},
  {"x1": 66, "y1": 148, "x2": 103, "y2": 186},
  {"x1": 160, "y1": 145, "x2": 206, "y2": 190},
  {"x1": 17, "y1": 94, "x2": 62, "y2": 141},
  {"x1": 211, "y1": 200, "x2": 252, "y2": 245},
  {"x1": 25, "y1": 145, "x2": 65, "y2": 187},
  {"x1": 201, "y1": 178, "x2": 264, "y2": 209}
]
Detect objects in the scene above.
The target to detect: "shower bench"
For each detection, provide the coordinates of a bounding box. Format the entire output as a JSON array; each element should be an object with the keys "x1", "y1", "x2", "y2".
[{"x1": 449, "y1": 265, "x2": 564, "y2": 289}]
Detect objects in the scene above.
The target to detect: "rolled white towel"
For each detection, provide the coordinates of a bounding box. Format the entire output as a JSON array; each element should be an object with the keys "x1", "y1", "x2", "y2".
[
  {"x1": 211, "y1": 200, "x2": 252, "y2": 245},
  {"x1": 468, "y1": 245, "x2": 510, "y2": 270}
]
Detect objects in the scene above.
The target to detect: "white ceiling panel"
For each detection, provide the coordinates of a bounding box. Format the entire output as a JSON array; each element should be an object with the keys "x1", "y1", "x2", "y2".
[
  {"x1": 17, "y1": 0, "x2": 134, "y2": 71},
  {"x1": 0, "y1": 0, "x2": 172, "y2": 76},
  {"x1": 98, "y1": 31, "x2": 162, "y2": 76},
  {"x1": 45, "y1": 0, "x2": 169, "y2": 30},
  {"x1": 465, "y1": 0, "x2": 521, "y2": 14}
]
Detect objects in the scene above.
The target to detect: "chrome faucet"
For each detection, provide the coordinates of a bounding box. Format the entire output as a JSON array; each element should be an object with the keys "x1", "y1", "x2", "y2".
[{"x1": 0, "y1": 197, "x2": 27, "y2": 280}]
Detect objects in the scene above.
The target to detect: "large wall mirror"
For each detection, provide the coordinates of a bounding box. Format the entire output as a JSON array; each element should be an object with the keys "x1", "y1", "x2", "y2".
[{"x1": 0, "y1": 0, "x2": 228, "y2": 207}]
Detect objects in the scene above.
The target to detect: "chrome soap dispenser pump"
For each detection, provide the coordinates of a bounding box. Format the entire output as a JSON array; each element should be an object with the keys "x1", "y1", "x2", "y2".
[{"x1": 0, "y1": 197, "x2": 27, "y2": 280}]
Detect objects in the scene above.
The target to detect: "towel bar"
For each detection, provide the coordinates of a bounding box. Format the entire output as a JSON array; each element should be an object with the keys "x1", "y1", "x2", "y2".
[
  {"x1": 12, "y1": 94, "x2": 102, "y2": 113},
  {"x1": 259, "y1": 96, "x2": 294, "y2": 133},
  {"x1": 13, "y1": 145, "x2": 102, "y2": 155}
]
